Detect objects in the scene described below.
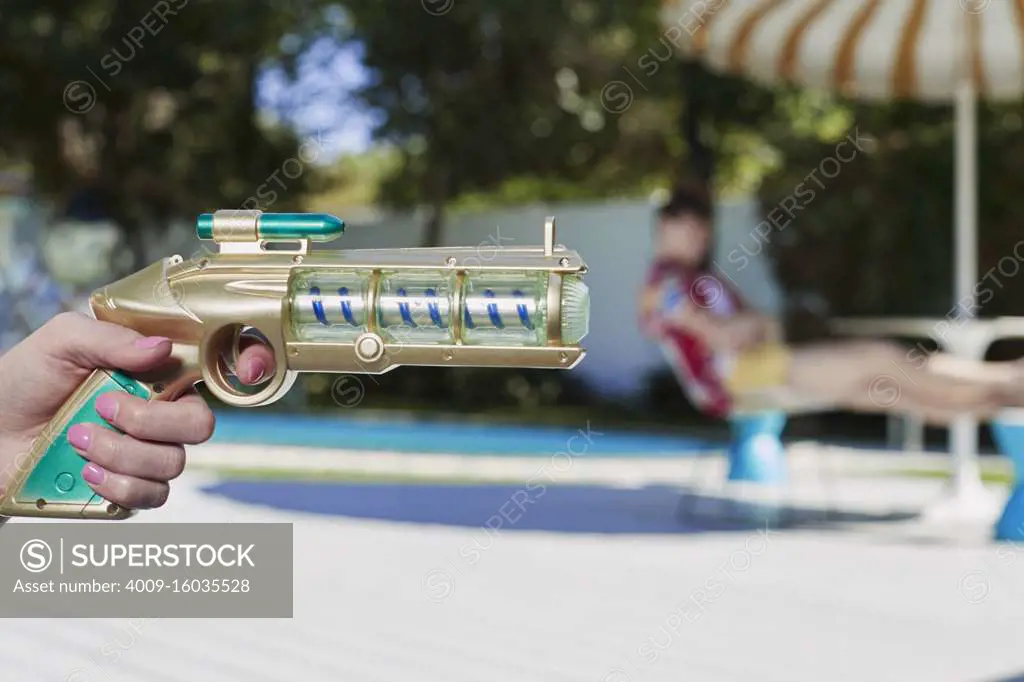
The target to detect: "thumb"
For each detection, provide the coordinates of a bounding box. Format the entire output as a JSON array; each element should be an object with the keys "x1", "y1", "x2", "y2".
[{"x1": 38, "y1": 312, "x2": 173, "y2": 373}]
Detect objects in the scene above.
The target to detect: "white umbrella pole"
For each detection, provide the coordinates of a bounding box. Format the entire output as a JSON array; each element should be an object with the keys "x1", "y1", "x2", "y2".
[
  {"x1": 955, "y1": 78, "x2": 978, "y2": 311},
  {"x1": 949, "y1": 77, "x2": 984, "y2": 499}
]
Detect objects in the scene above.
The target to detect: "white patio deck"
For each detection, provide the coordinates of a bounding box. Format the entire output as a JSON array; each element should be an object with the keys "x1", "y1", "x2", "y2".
[{"x1": 2, "y1": 443, "x2": 1023, "y2": 682}]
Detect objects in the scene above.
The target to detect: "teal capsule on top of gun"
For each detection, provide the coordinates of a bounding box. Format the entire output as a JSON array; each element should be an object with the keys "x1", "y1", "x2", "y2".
[
  {"x1": 259, "y1": 213, "x2": 345, "y2": 241},
  {"x1": 196, "y1": 212, "x2": 345, "y2": 242}
]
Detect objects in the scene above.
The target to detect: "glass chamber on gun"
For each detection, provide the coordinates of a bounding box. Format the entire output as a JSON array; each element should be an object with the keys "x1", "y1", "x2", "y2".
[{"x1": 287, "y1": 269, "x2": 589, "y2": 347}]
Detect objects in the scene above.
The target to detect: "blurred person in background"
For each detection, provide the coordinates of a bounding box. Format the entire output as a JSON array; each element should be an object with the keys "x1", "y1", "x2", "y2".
[{"x1": 639, "y1": 187, "x2": 1024, "y2": 424}]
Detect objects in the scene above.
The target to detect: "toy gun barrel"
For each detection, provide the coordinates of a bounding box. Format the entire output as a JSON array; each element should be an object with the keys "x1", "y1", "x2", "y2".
[{"x1": 286, "y1": 265, "x2": 588, "y2": 372}]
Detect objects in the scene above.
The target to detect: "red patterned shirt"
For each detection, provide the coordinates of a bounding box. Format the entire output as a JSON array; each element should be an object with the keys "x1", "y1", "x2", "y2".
[{"x1": 641, "y1": 261, "x2": 747, "y2": 418}]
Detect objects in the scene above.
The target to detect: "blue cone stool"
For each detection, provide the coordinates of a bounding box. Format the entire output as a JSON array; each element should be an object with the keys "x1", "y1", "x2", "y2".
[
  {"x1": 728, "y1": 411, "x2": 787, "y2": 483},
  {"x1": 990, "y1": 413, "x2": 1024, "y2": 541}
]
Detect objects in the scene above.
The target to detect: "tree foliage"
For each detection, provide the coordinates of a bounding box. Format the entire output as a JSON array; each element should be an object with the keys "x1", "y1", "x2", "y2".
[
  {"x1": 341, "y1": 0, "x2": 684, "y2": 243},
  {"x1": 757, "y1": 97, "x2": 1024, "y2": 322},
  {"x1": 0, "y1": 0, "x2": 333, "y2": 271}
]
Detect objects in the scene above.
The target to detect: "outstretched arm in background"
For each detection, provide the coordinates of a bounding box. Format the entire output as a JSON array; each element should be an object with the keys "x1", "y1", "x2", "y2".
[{"x1": 638, "y1": 281, "x2": 778, "y2": 350}]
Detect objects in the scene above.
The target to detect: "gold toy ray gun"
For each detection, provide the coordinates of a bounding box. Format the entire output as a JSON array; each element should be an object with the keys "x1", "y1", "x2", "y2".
[{"x1": 0, "y1": 210, "x2": 589, "y2": 520}]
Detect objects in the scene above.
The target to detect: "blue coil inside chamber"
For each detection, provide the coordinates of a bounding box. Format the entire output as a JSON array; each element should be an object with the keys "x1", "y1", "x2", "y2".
[
  {"x1": 289, "y1": 270, "x2": 550, "y2": 346},
  {"x1": 376, "y1": 273, "x2": 456, "y2": 343}
]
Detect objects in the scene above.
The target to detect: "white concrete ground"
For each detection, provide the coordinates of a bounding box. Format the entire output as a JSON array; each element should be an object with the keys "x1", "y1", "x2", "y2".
[{"x1": 2, "y1": 444, "x2": 1024, "y2": 682}]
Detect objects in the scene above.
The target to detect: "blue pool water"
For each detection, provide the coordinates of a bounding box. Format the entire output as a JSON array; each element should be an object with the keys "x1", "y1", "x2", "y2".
[{"x1": 211, "y1": 411, "x2": 722, "y2": 457}]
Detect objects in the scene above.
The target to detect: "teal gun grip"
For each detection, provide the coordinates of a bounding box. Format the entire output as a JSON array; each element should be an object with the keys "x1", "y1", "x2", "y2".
[{"x1": 10, "y1": 370, "x2": 151, "y2": 518}]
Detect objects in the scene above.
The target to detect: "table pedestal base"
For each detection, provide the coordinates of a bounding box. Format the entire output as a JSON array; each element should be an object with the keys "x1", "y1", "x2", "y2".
[
  {"x1": 728, "y1": 412, "x2": 787, "y2": 484},
  {"x1": 920, "y1": 478, "x2": 1002, "y2": 524},
  {"x1": 990, "y1": 416, "x2": 1024, "y2": 540}
]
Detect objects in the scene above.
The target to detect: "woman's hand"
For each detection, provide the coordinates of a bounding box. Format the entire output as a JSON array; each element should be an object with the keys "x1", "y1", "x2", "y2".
[
  {"x1": 721, "y1": 315, "x2": 765, "y2": 351},
  {"x1": 759, "y1": 316, "x2": 785, "y2": 344},
  {"x1": 713, "y1": 313, "x2": 781, "y2": 352},
  {"x1": 0, "y1": 312, "x2": 273, "y2": 513}
]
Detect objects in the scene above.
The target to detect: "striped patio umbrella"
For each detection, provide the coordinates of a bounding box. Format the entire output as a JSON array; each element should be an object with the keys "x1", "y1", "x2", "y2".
[{"x1": 660, "y1": 0, "x2": 1024, "y2": 310}]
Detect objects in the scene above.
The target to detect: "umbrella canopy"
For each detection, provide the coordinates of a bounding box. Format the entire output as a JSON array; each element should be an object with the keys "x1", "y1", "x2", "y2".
[{"x1": 661, "y1": 0, "x2": 1024, "y2": 102}]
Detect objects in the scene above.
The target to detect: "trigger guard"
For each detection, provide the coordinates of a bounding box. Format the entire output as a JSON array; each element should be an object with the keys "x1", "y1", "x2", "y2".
[
  {"x1": 203, "y1": 365, "x2": 299, "y2": 408},
  {"x1": 200, "y1": 329, "x2": 295, "y2": 408}
]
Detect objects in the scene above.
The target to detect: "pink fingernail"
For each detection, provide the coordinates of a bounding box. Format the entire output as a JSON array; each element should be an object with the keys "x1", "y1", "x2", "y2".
[
  {"x1": 249, "y1": 358, "x2": 267, "y2": 384},
  {"x1": 82, "y1": 463, "x2": 106, "y2": 485},
  {"x1": 67, "y1": 424, "x2": 92, "y2": 452},
  {"x1": 135, "y1": 336, "x2": 170, "y2": 349},
  {"x1": 95, "y1": 393, "x2": 119, "y2": 421}
]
